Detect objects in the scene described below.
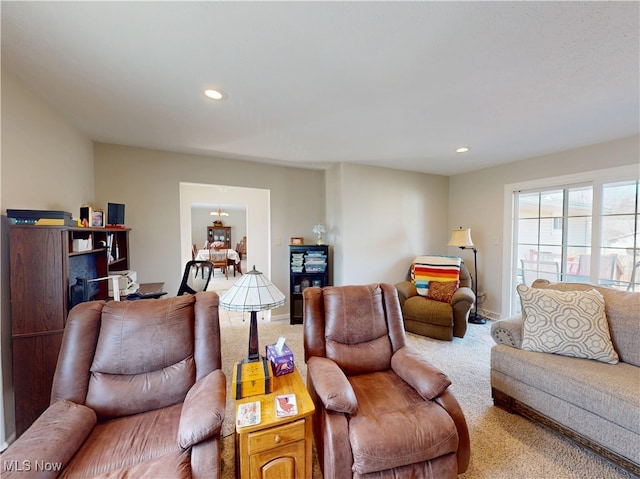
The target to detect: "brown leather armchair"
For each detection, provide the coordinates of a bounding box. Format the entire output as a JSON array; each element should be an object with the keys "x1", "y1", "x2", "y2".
[
  {"x1": 1, "y1": 292, "x2": 225, "y2": 479},
  {"x1": 303, "y1": 283, "x2": 470, "y2": 479},
  {"x1": 396, "y1": 261, "x2": 475, "y2": 340}
]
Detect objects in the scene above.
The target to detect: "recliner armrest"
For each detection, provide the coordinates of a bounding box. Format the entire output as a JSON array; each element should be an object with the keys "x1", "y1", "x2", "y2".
[
  {"x1": 0, "y1": 400, "x2": 96, "y2": 478},
  {"x1": 450, "y1": 286, "x2": 474, "y2": 306},
  {"x1": 394, "y1": 281, "x2": 417, "y2": 305},
  {"x1": 491, "y1": 315, "x2": 524, "y2": 348},
  {"x1": 307, "y1": 357, "x2": 358, "y2": 414},
  {"x1": 391, "y1": 347, "x2": 451, "y2": 400},
  {"x1": 178, "y1": 369, "x2": 226, "y2": 449}
]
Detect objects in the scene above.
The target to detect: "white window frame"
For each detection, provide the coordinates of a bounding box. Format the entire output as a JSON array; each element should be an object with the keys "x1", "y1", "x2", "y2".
[{"x1": 502, "y1": 164, "x2": 639, "y2": 316}]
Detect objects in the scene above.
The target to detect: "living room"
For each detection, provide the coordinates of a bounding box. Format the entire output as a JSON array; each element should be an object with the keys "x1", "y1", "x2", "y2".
[{"x1": 1, "y1": 2, "x2": 638, "y2": 477}]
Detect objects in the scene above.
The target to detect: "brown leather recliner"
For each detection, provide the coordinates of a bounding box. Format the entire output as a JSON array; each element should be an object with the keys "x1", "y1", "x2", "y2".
[
  {"x1": 303, "y1": 283, "x2": 470, "y2": 479},
  {"x1": 396, "y1": 261, "x2": 475, "y2": 340},
  {"x1": 1, "y1": 291, "x2": 226, "y2": 479}
]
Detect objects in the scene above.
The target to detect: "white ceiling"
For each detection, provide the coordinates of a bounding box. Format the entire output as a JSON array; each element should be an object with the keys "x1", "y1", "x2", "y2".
[{"x1": 2, "y1": 1, "x2": 638, "y2": 176}]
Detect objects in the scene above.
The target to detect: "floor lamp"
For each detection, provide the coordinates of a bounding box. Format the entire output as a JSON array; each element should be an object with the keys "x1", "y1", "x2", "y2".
[{"x1": 448, "y1": 227, "x2": 486, "y2": 325}]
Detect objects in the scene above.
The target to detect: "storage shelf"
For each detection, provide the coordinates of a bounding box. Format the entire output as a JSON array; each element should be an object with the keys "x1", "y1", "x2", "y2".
[
  {"x1": 9, "y1": 224, "x2": 132, "y2": 437},
  {"x1": 69, "y1": 248, "x2": 105, "y2": 257},
  {"x1": 289, "y1": 245, "x2": 329, "y2": 325}
]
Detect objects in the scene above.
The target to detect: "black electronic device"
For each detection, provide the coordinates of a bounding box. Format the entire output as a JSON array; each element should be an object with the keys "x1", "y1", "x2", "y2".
[
  {"x1": 107, "y1": 203, "x2": 125, "y2": 227},
  {"x1": 7, "y1": 209, "x2": 72, "y2": 220}
]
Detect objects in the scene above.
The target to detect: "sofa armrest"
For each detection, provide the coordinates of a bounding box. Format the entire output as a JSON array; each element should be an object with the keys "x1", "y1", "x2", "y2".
[
  {"x1": 491, "y1": 315, "x2": 524, "y2": 348},
  {"x1": 391, "y1": 346, "x2": 451, "y2": 400},
  {"x1": 178, "y1": 369, "x2": 226, "y2": 449},
  {"x1": 307, "y1": 357, "x2": 358, "y2": 414},
  {"x1": 1, "y1": 400, "x2": 96, "y2": 479},
  {"x1": 394, "y1": 281, "x2": 417, "y2": 307}
]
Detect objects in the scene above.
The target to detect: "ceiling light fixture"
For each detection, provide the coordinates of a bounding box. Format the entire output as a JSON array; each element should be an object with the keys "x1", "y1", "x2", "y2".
[
  {"x1": 456, "y1": 147, "x2": 470, "y2": 153},
  {"x1": 210, "y1": 206, "x2": 229, "y2": 217},
  {"x1": 204, "y1": 89, "x2": 225, "y2": 100}
]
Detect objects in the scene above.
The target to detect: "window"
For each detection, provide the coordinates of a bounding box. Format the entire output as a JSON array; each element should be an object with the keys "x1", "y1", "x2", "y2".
[
  {"x1": 510, "y1": 176, "x2": 639, "y2": 314},
  {"x1": 600, "y1": 180, "x2": 639, "y2": 288}
]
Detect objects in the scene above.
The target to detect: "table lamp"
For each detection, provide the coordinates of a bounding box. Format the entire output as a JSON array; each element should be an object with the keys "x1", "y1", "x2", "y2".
[
  {"x1": 220, "y1": 266, "x2": 286, "y2": 398},
  {"x1": 448, "y1": 226, "x2": 486, "y2": 325}
]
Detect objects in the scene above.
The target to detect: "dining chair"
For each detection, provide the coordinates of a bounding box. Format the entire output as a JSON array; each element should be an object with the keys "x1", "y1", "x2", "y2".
[
  {"x1": 209, "y1": 249, "x2": 229, "y2": 280},
  {"x1": 178, "y1": 260, "x2": 214, "y2": 295}
]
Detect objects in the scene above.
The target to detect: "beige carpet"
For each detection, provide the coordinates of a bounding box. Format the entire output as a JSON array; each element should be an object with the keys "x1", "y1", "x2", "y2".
[{"x1": 216, "y1": 312, "x2": 634, "y2": 478}]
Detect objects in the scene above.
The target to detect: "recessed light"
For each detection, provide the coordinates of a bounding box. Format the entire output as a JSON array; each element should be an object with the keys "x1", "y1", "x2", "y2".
[
  {"x1": 204, "y1": 89, "x2": 225, "y2": 100},
  {"x1": 455, "y1": 147, "x2": 470, "y2": 153}
]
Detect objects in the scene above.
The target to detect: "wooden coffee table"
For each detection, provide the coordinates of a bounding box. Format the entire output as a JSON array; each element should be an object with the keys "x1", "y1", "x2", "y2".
[{"x1": 235, "y1": 365, "x2": 315, "y2": 479}]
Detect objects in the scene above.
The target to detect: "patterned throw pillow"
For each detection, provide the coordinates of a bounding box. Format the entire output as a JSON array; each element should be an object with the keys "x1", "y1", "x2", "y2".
[
  {"x1": 427, "y1": 280, "x2": 459, "y2": 303},
  {"x1": 517, "y1": 284, "x2": 618, "y2": 364}
]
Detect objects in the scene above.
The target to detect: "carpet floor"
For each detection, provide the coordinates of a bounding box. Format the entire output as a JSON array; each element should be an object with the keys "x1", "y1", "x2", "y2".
[{"x1": 216, "y1": 312, "x2": 634, "y2": 478}]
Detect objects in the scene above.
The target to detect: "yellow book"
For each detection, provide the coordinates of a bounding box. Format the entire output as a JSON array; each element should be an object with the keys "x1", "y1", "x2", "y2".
[{"x1": 35, "y1": 218, "x2": 77, "y2": 226}]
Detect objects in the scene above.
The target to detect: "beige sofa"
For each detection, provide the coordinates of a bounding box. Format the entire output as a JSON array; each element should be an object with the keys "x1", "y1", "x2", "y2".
[
  {"x1": 490, "y1": 280, "x2": 639, "y2": 476},
  {"x1": 1, "y1": 292, "x2": 226, "y2": 478}
]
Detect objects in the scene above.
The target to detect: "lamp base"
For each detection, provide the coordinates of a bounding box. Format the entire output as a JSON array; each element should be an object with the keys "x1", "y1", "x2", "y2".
[{"x1": 469, "y1": 313, "x2": 487, "y2": 325}]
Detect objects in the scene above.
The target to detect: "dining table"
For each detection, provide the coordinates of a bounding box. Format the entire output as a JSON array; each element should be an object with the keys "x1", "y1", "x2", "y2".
[{"x1": 195, "y1": 248, "x2": 242, "y2": 275}]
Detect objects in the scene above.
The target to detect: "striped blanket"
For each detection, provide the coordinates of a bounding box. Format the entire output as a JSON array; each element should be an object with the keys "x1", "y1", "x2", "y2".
[{"x1": 412, "y1": 255, "x2": 461, "y2": 296}]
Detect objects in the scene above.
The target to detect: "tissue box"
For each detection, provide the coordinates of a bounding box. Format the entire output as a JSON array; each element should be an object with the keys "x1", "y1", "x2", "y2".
[
  {"x1": 72, "y1": 238, "x2": 92, "y2": 252},
  {"x1": 265, "y1": 343, "x2": 294, "y2": 376}
]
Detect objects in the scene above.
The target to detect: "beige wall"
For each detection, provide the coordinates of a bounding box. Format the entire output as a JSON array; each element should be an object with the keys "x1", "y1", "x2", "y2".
[
  {"x1": 93, "y1": 143, "x2": 325, "y2": 303},
  {"x1": 93, "y1": 147, "x2": 452, "y2": 300},
  {"x1": 327, "y1": 162, "x2": 450, "y2": 285},
  {"x1": 1, "y1": 71, "x2": 95, "y2": 210},
  {"x1": 1, "y1": 71, "x2": 95, "y2": 445},
  {"x1": 449, "y1": 135, "x2": 640, "y2": 319}
]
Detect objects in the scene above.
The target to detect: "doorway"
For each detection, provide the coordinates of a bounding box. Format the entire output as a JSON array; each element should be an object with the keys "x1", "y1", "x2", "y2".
[
  {"x1": 191, "y1": 203, "x2": 247, "y2": 289},
  {"x1": 179, "y1": 183, "x2": 271, "y2": 292}
]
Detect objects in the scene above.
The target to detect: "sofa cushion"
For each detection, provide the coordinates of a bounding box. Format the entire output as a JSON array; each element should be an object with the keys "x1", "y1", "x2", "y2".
[
  {"x1": 531, "y1": 280, "x2": 640, "y2": 367},
  {"x1": 347, "y1": 370, "x2": 458, "y2": 475},
  {"x1": 89, "y1": 451, "x2": 191, "y2": 479},
  {"x1": 403, "y1": 296, "x2": 453, "y2": 327},
  {"x1": 517, "y1": 285, "x2": 618, "y2": 364},
  {"x1": 491, "y1": 344, "x2": 640, "y2": 436},
  {"x1": 86, "y1": 296, "x2": 197, "y2": 419},
  {"x1": 61, "y1": 404, "x2": 182, "y2": 478},
  {"x1": 323, "y1": 284, "x2": 394, "y2": 375},
  {"x1": 427, "y1": 280, "x2": 459, "y2": 303}
]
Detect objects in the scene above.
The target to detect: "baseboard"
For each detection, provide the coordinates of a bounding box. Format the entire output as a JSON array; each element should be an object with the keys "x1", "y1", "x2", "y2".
[
  {"x1": 1, "y1": 432, "x2": 16, "y2": 452},
  {"x1": 478, "y1": 308, "x2": 501, "y2": 321}
]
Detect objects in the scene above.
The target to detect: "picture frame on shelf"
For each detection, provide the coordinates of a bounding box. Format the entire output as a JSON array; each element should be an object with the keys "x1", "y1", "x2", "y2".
[
  {"x1": 291, "y1": 237, "x2": 304, "y2": 245},
  {"x1": 79, "y1": 206, "x2": 93, "y2": 227},
  {"x1": 91, "y1": 210, "x2": 104, "y2": 227}
]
